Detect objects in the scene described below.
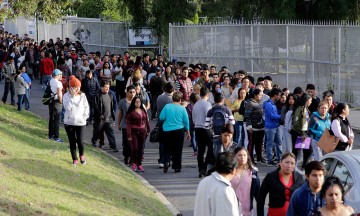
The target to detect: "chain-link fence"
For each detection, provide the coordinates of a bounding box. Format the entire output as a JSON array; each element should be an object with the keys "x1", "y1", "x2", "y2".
[
  {"x1": 5, "y1": 17, "x2": 161, "y2": 57},
  {"x1": 169, "y1": 21, "x2": 360, "y2": 105}
]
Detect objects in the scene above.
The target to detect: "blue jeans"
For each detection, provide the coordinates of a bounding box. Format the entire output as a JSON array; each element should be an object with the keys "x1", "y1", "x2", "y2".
[
  {"x1": 17, "y1": 94, "x2": 27, "y2": 111},
  {"x1": 311, "y1": 139, "x2": 323, "y2": 161},
  {"x1": 282, "y1": 126, "x2": 292, "y2": 153},
  {"x1": 42, "y1": 75, "x2": 52, "y2": 91},
  {"x1": 234, "y1": 121, "x2": 244, "y2": 147},
  {"x1": 190, "y1": 128, "x2": 197, "y2": 152},
  {"x1": 265, "y1": 127, "x2": 283, "y2": 162}
]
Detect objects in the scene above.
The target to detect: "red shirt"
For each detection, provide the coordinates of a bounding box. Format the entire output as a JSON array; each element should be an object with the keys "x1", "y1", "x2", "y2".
[
  {"x1": 268, "y1": 173, "x2": 294, "y2": 216},
  {"x1": 39, "y1": 57, "x2": 54, "y2": 76}
]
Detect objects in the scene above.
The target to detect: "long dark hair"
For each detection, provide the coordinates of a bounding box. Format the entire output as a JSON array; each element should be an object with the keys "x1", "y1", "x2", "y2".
[
  {"x1": 320, "y1": 176, "x2": 346, "y2": 204},
  {"x1": 234, "y1": 147, "x2": 253, "y2": 169},
  {"x1": 292, "y1": 93, "x2": 311, "y2": 115},
  {"x1": 331, "y1": 102, "x2": 347, "y2": 121},
  {"x1": 126, "y1": 96, "x2": 146, "y2": 116},
  {"x1": 285, "y1": 93, "x2": 296, "y2": 112},
  {"x1": 211, "y1": 82, "x2": 220, "y2": 95}
]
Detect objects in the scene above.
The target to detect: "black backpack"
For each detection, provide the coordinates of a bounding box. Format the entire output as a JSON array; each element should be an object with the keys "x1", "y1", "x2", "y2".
[{"x1": 42, "y1": 82, "x2": 57, "y2": 105}]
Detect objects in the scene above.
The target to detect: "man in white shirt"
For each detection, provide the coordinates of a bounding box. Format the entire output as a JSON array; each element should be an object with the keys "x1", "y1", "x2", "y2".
[{"x1": 194, "y1": 152, "x2": 240, "y2": 216}]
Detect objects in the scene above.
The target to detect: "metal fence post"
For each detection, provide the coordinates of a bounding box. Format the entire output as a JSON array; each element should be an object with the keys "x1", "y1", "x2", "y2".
[
  {"x1": 311, "y1": 26, "x2": 315, "y2": 84},
  {"x1": 169, "y1": 23, "x2": 172, "y2": 62},
  {"x1": 251, "y1": 25, "x2": 254, "y2": 76},
  {"x1": 338, "y1": 26, "x2": 341, "y2": 100},
  {"x1": 286, "y1": 25, "x2": 289, "y2": 88}
]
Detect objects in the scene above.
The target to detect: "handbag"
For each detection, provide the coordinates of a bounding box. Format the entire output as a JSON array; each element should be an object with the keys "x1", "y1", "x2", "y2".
[
  {"x1": 317, "y1": 129, "x2": 340, "y2": 153},
  {"x1": 149, "y1": 127, "x2": 159, "y2": 143},
  {"x1": 295, "y1": 136, "x2": 311, "y2": 149}
]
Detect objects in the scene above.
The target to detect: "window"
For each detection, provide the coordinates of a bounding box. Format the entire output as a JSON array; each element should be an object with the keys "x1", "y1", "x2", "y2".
[
  {"x1": 322, "y1": 158, "x2": 334, "y2": 175},
  {"x1": 332, "y1": 161, "x2": 354, "y2": 193}
]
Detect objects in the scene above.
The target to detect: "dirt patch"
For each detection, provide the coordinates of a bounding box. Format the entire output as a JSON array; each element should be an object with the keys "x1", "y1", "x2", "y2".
[{"x1": 0, "y1": 149, "x2": 7, "y2": 156}]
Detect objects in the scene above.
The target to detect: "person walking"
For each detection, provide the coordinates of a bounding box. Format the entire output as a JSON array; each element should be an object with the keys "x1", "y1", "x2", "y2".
[
  {"x1": 287, "y1": 161, "x2": 326, "y2": 215},
  {"x1": 230, "y1": 147, "x2": 260, "y2": 216},
  {"x1": 48, "y1": 69, "x2": 64, "y2": 142},
  {"x1": 186, "y1": 93, "x2": 200, "y2": 156},
  {"x1": 330, "y1": 103, "x2": 354, "y2": 151},
  {"x1": 192, "y1": 86, "x2": 213, "y2": 178},
  {"x1": 257, "y1": 152, "x2": 305, "y2": 216},
  {"x1": 316, "y1": 176, "x2": 354, "y2": 215},
  {"x1": 63, "y1": 76, "x2": 89, "y2": 165},
  {"x1": 81, "y1": 70, "x2": 100, "y2": 124},
  {"x1": 14, "y1": 70, "x2": 29, "y2": 111},
  {"x1": 92, "y1": 80, "x2": 119, "y2": 152},
  {"x1": 159, "y1": 91, "x2": 190, "y2": 173},
  {"x1": 126, "y1": 96, "x2": 150, "y2": 172},
  {"x1": 194, "y1": 152, "x2": 240, "y2": 216},
  {"x1": 118, "y1": 85, "x2": 137, "y2": 165}
]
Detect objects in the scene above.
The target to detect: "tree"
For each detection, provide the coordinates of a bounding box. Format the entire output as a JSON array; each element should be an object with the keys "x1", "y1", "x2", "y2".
[
  {"x1": 1, "y1": 0, "x2": 80, "y2": 23},
  {"x1": 76, "y1": 0, "x2": 130, "y2": 21}
]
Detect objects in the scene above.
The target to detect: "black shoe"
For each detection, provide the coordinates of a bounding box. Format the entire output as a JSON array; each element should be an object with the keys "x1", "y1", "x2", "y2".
[
  {"x1": 163, "y1": 162, "x2": 169, "y2": 173},
  {"x1": 175, "y1": 169, "x2": 181, "y2": 173},
  {"x1": 198, "y1": 170, "x2": 206, "y2": 178},
  {"x1": 91, "y1": 140, "x2": 97, "y2": 147},
  {"x1": 257, "y1": 159, "x2": 266, "y2": 164},
  {"x1": 251, "y1": 159, "x2": 257, "y2": 165},
  {"x1": 111, "y1": 148, "x2": 119, "y2": 152},
  {"x1": 98, "y1": 145, "x2": 104, "y2": 149},
  {"x1": 267, "y1": 161, "x2": 278, "y2": 167},
  {"x1": 124, "y1": 157, "x2": 129, "y2": 165}
]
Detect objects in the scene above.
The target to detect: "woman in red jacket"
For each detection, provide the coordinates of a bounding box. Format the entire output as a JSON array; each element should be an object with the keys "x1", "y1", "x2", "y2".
[{"x1": 126, "y1": 96, "x2": 150, "y2": 172}]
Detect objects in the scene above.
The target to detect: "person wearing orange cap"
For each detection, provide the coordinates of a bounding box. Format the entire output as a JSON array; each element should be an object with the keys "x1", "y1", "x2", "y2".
[{"x1": 63, "y1": 75, "x2": 89, "y2": 166}]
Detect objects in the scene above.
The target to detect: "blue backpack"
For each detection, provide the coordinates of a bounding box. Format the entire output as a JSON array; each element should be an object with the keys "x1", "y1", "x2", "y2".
[{"x1": 212, "y1": 107, "x2": 226, "y2": 135}]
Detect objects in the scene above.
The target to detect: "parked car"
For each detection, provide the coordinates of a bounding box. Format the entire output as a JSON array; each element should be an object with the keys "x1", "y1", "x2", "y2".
[{"x1": 321, "y1": 150, "x2": 360, "y2": 212}]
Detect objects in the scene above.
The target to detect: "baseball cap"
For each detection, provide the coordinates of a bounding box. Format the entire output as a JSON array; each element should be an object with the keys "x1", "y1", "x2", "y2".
[
  {"x1": 71, "y1": 47, "x2": 76, "y2": 51},
  {"x1": 52, "y1": 69, "x2": 62, "y2": 76}
]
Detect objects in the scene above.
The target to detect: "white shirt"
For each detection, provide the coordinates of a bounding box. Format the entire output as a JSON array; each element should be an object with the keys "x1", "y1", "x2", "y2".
[
  {"x1": 50, "y1": 78, "x2": 63, "y2": 100},
  {"x1": 63, "y1": 92, "x2": 89, "y2": 126},
  {"x1": 194, "y1": 172, "x2": 240, "y2": 216},
  {"x1": 331, "y1": 119, "x2": 354, "y2": 143}
]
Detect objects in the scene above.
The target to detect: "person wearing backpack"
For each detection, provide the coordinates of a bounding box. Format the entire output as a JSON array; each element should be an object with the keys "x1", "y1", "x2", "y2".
[
  {"x1": 48, "y1": 69, "x2": 64, "y2": 143},
  {"x1": 205, "y1": 93, "x2": 235, "y2": 136}
]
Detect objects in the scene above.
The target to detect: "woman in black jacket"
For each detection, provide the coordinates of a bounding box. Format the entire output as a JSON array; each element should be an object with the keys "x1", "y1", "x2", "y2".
[{"x1": 257, "y1": 152, "x2": 305, "y2": 216}]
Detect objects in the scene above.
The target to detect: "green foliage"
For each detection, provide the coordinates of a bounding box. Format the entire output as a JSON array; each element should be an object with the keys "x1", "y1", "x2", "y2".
[
  {"x1": 76, "y1": 0, "x2": 130, "y2": 21},
  {"x1": 3, "y1": 0, "x2": 80, "y2": 23},
  {"x1": 125, "y1": 0, "x2": 200, "y2": 43}
]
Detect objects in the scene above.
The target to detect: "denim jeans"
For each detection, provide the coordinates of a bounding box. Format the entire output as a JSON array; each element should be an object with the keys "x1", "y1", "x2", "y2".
[
  {"x1": 265, "y1": 127, "x2": 283, "y2": 162},
  {"x1": 42, "y1": 75, "x2": 52, "y2": 91},
  {"x1": 17, "y1": 94, "x2": 28, "y2": 111},
  {"x1": 311, "y1": 139, "x2": 323, "y2": 161},
  {"x1": 190, "y1": 128, "x2": 197, "y2": 152},
  {"x1": 282, "y1": 126, "x2": 293, "y2": 153},
  {"x1": 234, "y1": 121, "x2": 244, "y2": 147}
]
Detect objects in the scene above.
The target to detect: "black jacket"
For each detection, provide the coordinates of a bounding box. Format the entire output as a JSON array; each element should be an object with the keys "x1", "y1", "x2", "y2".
[
  {"x1": 81, "y1": 77, "x2": 100, "y2": 99},
  {"x1": 93, "y1": 91, "x2": 115, "y2": 123},
  {"x1": 257, "y1": 168, "x2": 305, "y2": 216}
]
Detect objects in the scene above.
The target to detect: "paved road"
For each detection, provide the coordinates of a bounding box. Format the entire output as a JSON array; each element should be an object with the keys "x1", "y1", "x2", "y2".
[{"x1": 1, "y1": 80, "x2": 359, "y2": 216}]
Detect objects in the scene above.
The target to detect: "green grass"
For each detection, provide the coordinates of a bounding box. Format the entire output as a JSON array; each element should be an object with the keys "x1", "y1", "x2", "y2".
[{"x1": 0, "y1": 105, "x2": 172, "y2": 216}]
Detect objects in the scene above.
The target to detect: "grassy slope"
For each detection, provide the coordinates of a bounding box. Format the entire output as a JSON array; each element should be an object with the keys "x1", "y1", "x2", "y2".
[{"x1": 0, "y1": 105, "x2": 171, "y2": 216}]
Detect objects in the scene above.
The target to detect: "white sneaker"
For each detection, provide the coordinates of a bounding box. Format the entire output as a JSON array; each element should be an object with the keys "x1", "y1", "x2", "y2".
[{"x1": 159, "y1": 163, "x2": 164, "y2": 168}]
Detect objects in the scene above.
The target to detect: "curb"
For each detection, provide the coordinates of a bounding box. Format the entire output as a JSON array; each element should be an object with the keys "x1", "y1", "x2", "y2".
[{"x1": 94, "y1": 146, "x2": 181, "y2": 216}]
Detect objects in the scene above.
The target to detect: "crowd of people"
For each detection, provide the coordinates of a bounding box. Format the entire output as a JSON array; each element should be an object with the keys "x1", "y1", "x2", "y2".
[{"x1": 0, "y1": 30, "x2": 356, "y2": 215}]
